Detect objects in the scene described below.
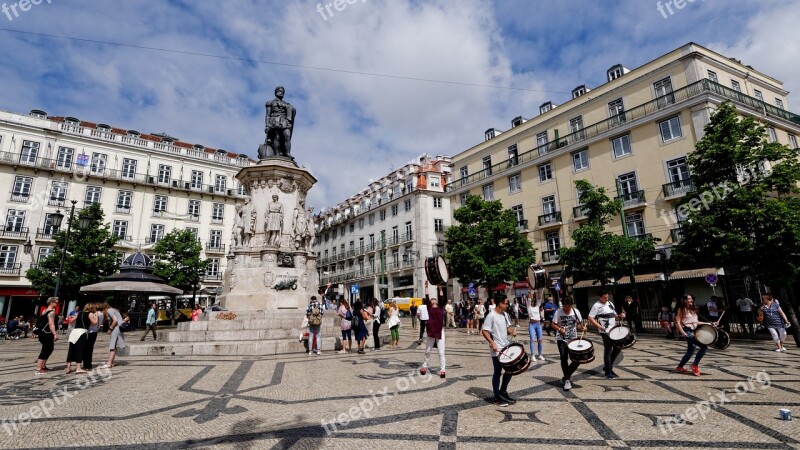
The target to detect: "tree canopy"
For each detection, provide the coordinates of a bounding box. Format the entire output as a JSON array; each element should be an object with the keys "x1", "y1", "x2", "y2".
[
  {"x1": 153, "y1": 229, "x2": 209, "y2": 295},
  {"x1": 444, "y1": 194, "x2": 536, "y2": 290}
]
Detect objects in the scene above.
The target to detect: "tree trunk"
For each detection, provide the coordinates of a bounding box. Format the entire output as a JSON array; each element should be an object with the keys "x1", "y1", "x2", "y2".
[{"x1": 779, "y1": 286, "x2": 800, "y2": 347}]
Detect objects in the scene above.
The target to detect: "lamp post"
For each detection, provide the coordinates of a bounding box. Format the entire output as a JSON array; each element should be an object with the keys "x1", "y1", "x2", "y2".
[{"x1": 51, "y1": 200, "x2": 78, "y2": 301}]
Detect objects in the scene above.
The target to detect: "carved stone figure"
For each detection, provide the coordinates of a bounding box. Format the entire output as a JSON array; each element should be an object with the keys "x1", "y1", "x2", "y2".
[
  {"x1": 241, "y1": 199, "x2": 255, "y2": 247},
  {"x1": 293, "y1": 200, "x2": 309, "y2": 250},
  {"x1": 258, "y1": 86, "x2": 296, "y2": 159},
  {"x1": 232, "y1": 206, "x2": 245, "y2": 247},
  {"x1": 305, "y1": 207, "x2": 315, "y2": 252},
  {"x1": 264, "y1": 195, "x2": 284, "y2": 246}
]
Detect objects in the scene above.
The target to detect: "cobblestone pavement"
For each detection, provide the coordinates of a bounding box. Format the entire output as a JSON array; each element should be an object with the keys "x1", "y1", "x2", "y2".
[{"x1": 1, "y1": 322, "x2": 798, "y2": 449}]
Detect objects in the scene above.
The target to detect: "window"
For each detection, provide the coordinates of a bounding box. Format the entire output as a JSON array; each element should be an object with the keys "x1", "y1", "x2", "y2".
[
  {"x1": 508, "y1": 174, "x2": 521, "y2": 193},
  {"x1": 731, "y1": 80, "x2": 741, "y2": 92},
  {"x1": 707, "y1": 70, "x2": 718, "y2": 83},
  {"x1": 5, "y1": 210, "x2": 25, "y2": 232},
  {"x1": 56, "y1": 147, "x2": 74, "y2": 169},
  {"x1": 191, "y1": 170, "x2": 203, "y2": 189},
  {"x1": 608, "y1": 98, "x2": 625, "y2": 125},
  {"x1": 460, "y1": 193, "x2": 468, "y2": 206},
  {"x1": 405, "y1": 221, "x2": 412, "y2": 237},
  {"x1": 117, "y1": 191, "x2": 132, "y2": 211},
  {"x1": 369, "y1": 214, "x2": 375, "y2": 225},
  {"x1": 333, "y1": 227, "x2": 339, "y2": 239},
  {"x1": 50, "y1": 181, "x2": 68, "y2": 203},
  {"x1": 150, "y1": 224, "x2": 165, "y2": 243},
  {"x1": 11, "y1": 176, "x2": 32, "y2": 201},
  {"x1": 789, "y1": 134, "x2": 798, "y2": 149},
  {"x1": 625, "y1": 212, "x2": 645, "y2": 237},
  {"x1": 112, "y1": 220, "x2": 128, "y2": 239},
  {"x1": 188, "y1": 200, "x2": 201, "y2": 218},
  {"x1": 659, "y1": 117, "x2": 682, "y2": 142},
  {"x1": 485, "y1": 129, "x2": 496, "y2": 140},
  {"x1": 753, "y1": 89, "x2": 763, "y2": 101},
  {"x1": 572, "y1": 149, "x2": 589, "y2": 170},
  {"x1": 91, "y1": 152, "x2": 107, "y2": 174},
  {"x1": 37, "y1": 247, "x2": 52, "y2": 263},
  {"x1": 121, "y1": 158, "x2": 137, "y2": 178},
  {"x1": 186, "y1": 227, "x2": 198, "y2": 238},
  {"x1": 42, "y1": 213, "x2": 59, "y2": 234},
  {"x1": 207, "y1": 258, "x2": 220, "y2": 276},
  {"x1": 214, "y1": 175, "x2": 227, "y2": 193},
  {"x1": 369, "y1": 234, "x2": 375, "y2": 247},
  {"x1": 212, "y1": 203, "x2": 224, "y2": 223},
  {"x1": 429, "y1": 176, "x2": 440, "y2": 188},
  {"x1": 153, "y1": 195, "x2": 168, "y2": 213},
  {"x1": 434, "y1": 219, "x2": 443, "y2": 232},
  {"x1": 572, "y1": 85, "x2": 586, "y2": 98},
  {"x1": 0, "y1": 245, "x2": 18, "y2": 268},
  {"x1": 406, "y1": 179, "x2": 413, "y2": 193},
  {"x1": 612, "y1": 134, "x2": 632, "y2": 158},
  {"x1": 459, "y1": 166, "x2": 468, "y2": 185},
  {"x1": 570, "y1": 116, "x2": 584, "y2": 139},
  {"x1": 511, "y1": 205, "x2": 524, "y2": 228},
  {"x1": 392, "y1": 226, "x2": 399, "y2": 242},
  {"x1": 85, "y1": 186, "x2": 102, "y2": 205},
  {"x1": 433, "y1": 197, "x2": 442, "y2": 208},
  {"x1": 391, "y1": 205, "x2": 398, "y2": 216},
  {"x1": 618, "y1": 172, "x2": 639, "y2": 196},
  {"x1": 482, "y1": 156, "x2": 492, "y2": 176},
  {"x1": 654, "y1": 77, "x2": 674, "y2": 106},
  {"x1": 538, "y1": 162, "x2": 553, "y2": 182},
  {"x1": 546, "y1": 231, "x2": 560, "y2": 252},
  {"x1": 482, "y1": 184, "x2": 494, "y2": 200},
  {"x1": 158, "y1": 164, "x2": 172, "y2": 184},
  {"x1": 536, "y1": 131, "x2": 549, "y2": 154},
  {"x1": 358, "y1": 218, "x2": 364, "y2": 229},
  {"x1": 608, "y1": 66, "x2": 623, "y2": 81},
  {"x1": 667, "y1": 157, "x2": 690, "y2": 183},
  {"x1": 767, "y1": 127, "x2": 778, "y2": 143},
  {"x1": 507, "y1": 145, "x2": 519, "y2": 166},
  {"x1": 539, "y1": 102, "x2": 552, "y2": 115},
  {"x1": 20, "y1": 140, "x2": 39, "y2": 165},
  {"x1": 349, "y1": 223, "x2": 354, "y2": 233},
  {"x1": 404, "y1": 199, "x2": 412, "y2": 211},
  {"x1": 542, "y1": 195, "x2": 556, "y2": 215},
  {"x1": 380, "y1": 210, "x2": 386, "y2": 221},
  {"x1": 776, "y1": 98, "x2": 784, "y2": 109},
  {"x1": 209, "y1": 230, "x2": 222, "y2": 248}
]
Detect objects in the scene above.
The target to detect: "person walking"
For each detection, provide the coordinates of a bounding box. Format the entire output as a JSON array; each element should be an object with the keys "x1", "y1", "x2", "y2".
[
  {"x1": 543, "y1": 297, "x2": 557, "y2": 336},
  {"x1": 353, "y1": 300, "x2": 369, "y2": 354},
  {"x1": 35, "y1": 297, "x2": 59, "y2": 375},
  {"x1": 99, "y1": 304, "x2": 126, "y2": 370},
  {"x1": 527, "y1": 296, "x2": 545, "y2": 361},
  {"x1": 736, "y1": 293, "x2": 756, "y2": 334},
  {"x1": 588, "y1": 290, "x2": 625, "y2": 379},
  {"x1": 82, "y1": 302, "x2": 103, "y2": 370},
  {"x1": 191, "y1": 304, "x2": 202, "y2": 321},
  {"x1": 417, "y1": 298, "x2": 429, "y2": 344},
  {"x1": 410, "y1": 303, "x2": 418, "y2": 330},
  {"x1": 371, "y1": 298, "x2": 382, "y2": 351},
  {"x1": 466, "y1": 300, "x2": 475, "y2": 335},
  {"x1": 622, "y1": 296, "x2": 643, "y2": 334},
  {"x1": 475, "y1": 299, "x2": 486, "y2": 330},
  {"x1": 552, "y1": 297, "x2": 585, "y2": 391},
  {"x1": 675, "y1": 294, "x2": 715, "y2": 376},
  {"x1": 306, "y1": 296, "x2": 324, "y2": 355},
  {"x1": 65, "y1": 304, "x2": 97, "y2": 374},
  {"x1": 481, "y1": 295, "x2": 517, "y2": 406},
  {"x1": 387, "y1": 300, "x2": 401, "y2": 348},
  {"x1": 759, "y1": 294, "x2": 790, "y2": 352},
  {"x1": 65, "y1": 305, "x2": 80, "y2": 336},
  {"x1": 445, "y1": 300, "x2": 456, "y2": 328},
  {"x1": 420, "y1": 287, "x2": 446, "y2": 378},
  {"x1": 337, "y1": 299, "x2": 353, "y2": 354},
  {"x1": 140, "y1": 303, "x2": 158, "y2": 341}
]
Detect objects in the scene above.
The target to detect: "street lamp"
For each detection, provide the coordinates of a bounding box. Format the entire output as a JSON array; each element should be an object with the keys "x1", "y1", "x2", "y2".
[
  {"x1": 435, "y1": 241, "x2": 445, "y2": 256},
  {"x1": 53, "y1": 200, "x2": 78, "y2": 300}
]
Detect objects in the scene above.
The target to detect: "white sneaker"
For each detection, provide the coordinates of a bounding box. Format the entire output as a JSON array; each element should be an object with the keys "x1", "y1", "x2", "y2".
[
  {"x1": 539, "y1": 355, "x2": 545, "y2": 361},
  {"x1": 775, "y1": 349, "x2": 783, "y2": 352},
  {"x1": 563, "y1": 380, "x2": 572, "y2": 390},
  {"x1": 316, "y1": 350, "x2": 321, "y2": 355},
  {"x1": 308, "y1": 351, "x2": 313, "y2": 355},
  {"x1": 780, "y1": 348, "x2": 787, "y2": 352}
]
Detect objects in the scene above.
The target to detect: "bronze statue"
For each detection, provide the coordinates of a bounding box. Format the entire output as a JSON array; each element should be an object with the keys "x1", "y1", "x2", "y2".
[{"x1": 258, "y1": 86, "x2": 296, "y2": 159}]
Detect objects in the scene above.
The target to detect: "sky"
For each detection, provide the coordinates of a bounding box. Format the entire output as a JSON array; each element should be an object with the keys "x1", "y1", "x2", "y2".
[{"x1": 1, "y1": 0, "x2": 798, "y2": 210}]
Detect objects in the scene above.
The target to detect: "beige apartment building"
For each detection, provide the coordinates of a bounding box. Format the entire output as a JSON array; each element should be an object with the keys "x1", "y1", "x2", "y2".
[
  {"x1": 446, "y1": 42, "x2": 800, "y2": 311},
  {"x1": 0, "y1": 109, "x2": 254, "y2": 318}
]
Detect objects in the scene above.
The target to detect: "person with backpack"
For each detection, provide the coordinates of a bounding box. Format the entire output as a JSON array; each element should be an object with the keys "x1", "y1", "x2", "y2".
[
  {"x1": 35, "y1": 297, "x2": 59, "y2": 375},
  {"x1": 371, "y1": 298, "x2": 383, "y2": 351},
  {"x1": 306, "y1": 295, "x2": 324, "y2": 355},
  {"x1": 337, "y1": 299, "x2": 353, "y2": 354},
  {"x1": 353, "y1": 300, "x2": 369, "y2": 354},
  {"x1": 387, "y1": 300, "x2": 401, "y2": 348}
]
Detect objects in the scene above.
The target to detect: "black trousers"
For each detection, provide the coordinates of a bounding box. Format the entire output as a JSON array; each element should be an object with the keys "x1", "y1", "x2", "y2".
[
  {"x1": 373, "y1": 321, "x2": 381, "y2": 349},
  {"x1": 557, "y1": 340, "x2": 581, "y2": 381},
  {"x1": 38, "y1": 333, "x2": 54, "y2": 361},
  {"x1": 83, "y1": 332, "x2": 98, "y2": 369},
  {"x1": 601, "y1": 334, "x2": 621, "y2": 373},
  {"x1": 418, "y1": 320, "x2": 427, "y2": 340}
]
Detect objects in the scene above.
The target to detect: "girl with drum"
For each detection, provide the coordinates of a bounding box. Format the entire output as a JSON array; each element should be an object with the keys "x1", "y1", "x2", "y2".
[
  {"x1": 420, "y1": 285, "x2": 446, "y2": 378},
  {"x1": 527, "y1": 296, "x2": 546, "y2": 361},
  {"x1": 760, "y1": 294, "x2": 790, "y2": 352},
  {"x1": 552, "y1": 297, "x2": 585, "y2": 391},
  {"x1": 675, "y1": 294, "x2": 715, "y2": 376}
]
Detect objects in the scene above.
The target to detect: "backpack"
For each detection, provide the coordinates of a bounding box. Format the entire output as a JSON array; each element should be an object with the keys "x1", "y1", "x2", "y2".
[
  {"x1": 379, "y1": 305, "x2": 388, "y2": 323},
  {"x1": 34, "y1": 311, "x2": 51, "y2": 335},
  {"x1": 345, "y1": 309, "x2": 353, "y2": 321},
  {"x1": 309, "y1": 305, "x2": 322, "y2": 326}
]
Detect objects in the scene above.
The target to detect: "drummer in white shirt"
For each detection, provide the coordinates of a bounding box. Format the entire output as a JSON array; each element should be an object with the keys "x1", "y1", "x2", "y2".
[
  {"x1": 552, "y1": 296, "x2": 585, "y2": 391},
  {"x1": 588, "y1": 290, "x2": 625, "y2": 380},
  {"x1": 481, "y1": 296, "x2": 517, "y2": 407}
]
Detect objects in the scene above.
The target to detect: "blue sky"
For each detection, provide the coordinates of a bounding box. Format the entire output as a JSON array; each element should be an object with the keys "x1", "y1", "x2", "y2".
[{"x1": 0, "y1": 0, "x2": 797, "y2": 208}]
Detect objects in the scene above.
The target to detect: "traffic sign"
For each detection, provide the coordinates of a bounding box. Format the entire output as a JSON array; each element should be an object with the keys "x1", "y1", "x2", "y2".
[
  {"x1": 350, "y1": 284, "x2": 360, "y2": 294},
  {"x1": 468, "y1": 282, "x2": 474, "y2": 288}
]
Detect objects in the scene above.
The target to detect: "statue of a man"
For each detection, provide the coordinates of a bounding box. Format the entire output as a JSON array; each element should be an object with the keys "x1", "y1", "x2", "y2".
[
  {"x1": 258, "y1": 86, "x2": 296, "y2": 159},
  {"x1": 232, "y1": 205, "x2": 244, "y2": 247},
  {"x1": 242, "y1": 199, "x2": 255, "y2": 247},
  {"x1": 305, "y1": 207, "x2": 315, "y2": 252},
  {"x1": 293, "y1": 200, "x2": 308, "y2": 250},
  {"x1": 265, "y1": 195, "x2": 284, "y2": 246}
]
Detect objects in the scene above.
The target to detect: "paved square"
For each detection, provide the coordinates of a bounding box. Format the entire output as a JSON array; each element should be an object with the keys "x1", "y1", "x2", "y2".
[{"x1": 1, "y1": 321, "x2": 798, "y2": 449}]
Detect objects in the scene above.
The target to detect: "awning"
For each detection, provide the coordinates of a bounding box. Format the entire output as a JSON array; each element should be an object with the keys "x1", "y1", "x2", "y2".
[
  {"x1": 573, "y1": 279, "x2": 603, "y2": 289},
  {"x1": 0, "y1": 287, "x2": 39, "y2": 296},
  {"x1": 80, "y1": 281, "x2": 183, "y2": 295},
  {"x1": 513, "y1": 281, "x2": 530, "y2": 289},
  {"x1": 668, "y1": 268, "x2": 724, "y2": 280},
  {"x1": 616, "y1": 273, "x2": 665, "y2": 285}
]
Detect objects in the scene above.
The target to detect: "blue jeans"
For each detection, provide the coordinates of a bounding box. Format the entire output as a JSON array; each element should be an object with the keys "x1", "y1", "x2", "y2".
[
  {"x1": 679, "y1": 330, "x2": 707, "y2": 367},
  {"x1": 308, "y1": 325, "x2": 321, "y2": 352},
  {"x1": 528, "y1": 321, "x2": 543, "y2": 356},
  {"x1": 491, "y1": 356, "x2": 513, "y2": 399}
]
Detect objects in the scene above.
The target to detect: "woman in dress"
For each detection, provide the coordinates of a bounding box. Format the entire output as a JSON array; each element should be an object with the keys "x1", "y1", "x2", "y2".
[
  {"x1": 760, "y1": 294, "x2": 790, "y2": 352},
  {"x1": 35, "y1": 297, "x2": 59, "y2": 375},
  {"x1": 353, "y1": 300, "x2": 369, "y2": 354},
  {"x1": 65, "y1": 303, "x2": 97, "y2": 374},
  {"x1": 337, "y1": 299, "x2": 353, "y2": 354},
  {"x1": 387, "y1": 299, "x2": 401, "y2": 348},
  {"x1": 191, "y1": 304, "x2": 202, "y2": 322},
  {"x1": 675, "y1": 294, "x2": 714, "y2": 376}
]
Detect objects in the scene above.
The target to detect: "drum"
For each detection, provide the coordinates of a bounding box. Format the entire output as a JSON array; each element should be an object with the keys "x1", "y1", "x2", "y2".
[
  {"x1": 425, "y1": 256, "x2": 449, "y2": 285},
  {"x1": 527, "y1": 264, "x2": 547, "y2": 290},
  {"x1": 694, "y1": 324, "x2": 717, "y2": 345},
  {"x1": 498, "y1": 342, "x2": 531, "y2": 375},
  {"x1": 713, "y1": 328, "x2": 730, "y2": 350},
  {"x1": 607, "y1": 324, "x2": 636, "y2": 349},
  {"x1": 567, "y1": 339, "x2": 595, "y2": 364}
]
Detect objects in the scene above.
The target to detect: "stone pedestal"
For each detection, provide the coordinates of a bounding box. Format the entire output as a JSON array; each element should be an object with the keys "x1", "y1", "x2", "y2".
[{"x1": 218, "y1": 157, "x2": 318, "y2": 312}]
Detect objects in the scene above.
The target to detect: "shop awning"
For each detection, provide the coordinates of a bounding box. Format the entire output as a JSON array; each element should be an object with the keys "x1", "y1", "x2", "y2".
[
  {"x1": 573, "y1": 279, "x2": 603, "y2": 289},
  {"x1": 615, "y1": 273, "x2": 665, "y2": 285},
  {"x1": 0, "y1": 287, "x2": 39, "y2": 296},
  {"x1": 668, "y1": 267, "x2": 725, "y2": 280}
]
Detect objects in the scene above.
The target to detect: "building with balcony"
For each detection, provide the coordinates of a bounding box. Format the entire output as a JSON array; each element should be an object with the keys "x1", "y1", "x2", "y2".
[
  {"x1": 446, "y1": 42, "x2": 799, "y2": 309},
  {"x1": 313, "y1": 154, "x2": 452, "y2": 301},
  {"x1": 0, "y1": 109, "x2": 255, "y2": 317}
]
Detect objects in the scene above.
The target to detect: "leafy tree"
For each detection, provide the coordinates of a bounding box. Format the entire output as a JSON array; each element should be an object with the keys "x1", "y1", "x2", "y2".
[
  {"x1": 673, "y1": 101, "x2": 800, "y2": 344},
  {"x1": 444, "y1": 194, "x2": 536, "y2": 293},
  {"x1": 153, "y1": 229, "x2": 209, "y2": 299},
  {"x1": 559, "y1": 180, "x2": 655, "y2": 289},
  {"x1": 26, "y1": 203, "x2": 120, "y2": 301}
]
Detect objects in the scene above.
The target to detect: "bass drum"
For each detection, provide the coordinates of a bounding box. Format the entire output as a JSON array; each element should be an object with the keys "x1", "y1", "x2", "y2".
[
  {"x1": 498, "y1": 342, "x2": 531, "y2": 375},
  {"x1": 694, "y1": 324, "x2": 717, "y2": 346},
  {"x1": 607, "y1": 324, "x2": 636, "y2": 349},
  {"x1": 567, "y1": 339, "x2": 595, "y2": 364},
  {"x1": 527, "y1": 264, "x2": 547, "y2": 290},
  {"x1": 713, "y1": 328, "x2": 731, "y2": 350},
  {"x1": 425, "y1": 256, "x2": 449, "y2": 285}
]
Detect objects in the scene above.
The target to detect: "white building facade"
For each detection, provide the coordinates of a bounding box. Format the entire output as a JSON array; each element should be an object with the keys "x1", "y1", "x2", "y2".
[
  {"x1": 0, "y1": 109, "x2": 254, "y2": 318},
  {"x1": 314, "y1": 154, "x2": 452, "y2": 302}
]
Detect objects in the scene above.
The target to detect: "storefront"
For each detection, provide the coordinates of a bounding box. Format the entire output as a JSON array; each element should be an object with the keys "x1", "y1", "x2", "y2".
[{"x1": 0, "y1": 287, "x2": 41, "y2": 319}]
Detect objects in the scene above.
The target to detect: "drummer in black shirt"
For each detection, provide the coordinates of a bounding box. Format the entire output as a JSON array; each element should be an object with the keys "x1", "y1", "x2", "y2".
[{"x1": 552, "y1": 297, "x2": 586, "y2": 391}]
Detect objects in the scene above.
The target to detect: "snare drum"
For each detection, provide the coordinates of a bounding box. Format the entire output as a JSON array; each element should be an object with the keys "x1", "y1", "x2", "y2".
[
  {"x1": 607, "y1": 324, "x2": 636, "y2": 349},
  {"x1": 498, "y1": 342, "x2": 531, "y2": 375},
  {"x1": 694, "y1": 324, "x2": 717, "y2": 345},
  {"x1": 566, "y1": 339, "x2": 595, "y2": 364},
  {"x1": 425, "y1": 256, "x2": 449, "y2": 285},
  {"x1": 713, "y1": 328, "x2": 731, "y2": 350}
]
